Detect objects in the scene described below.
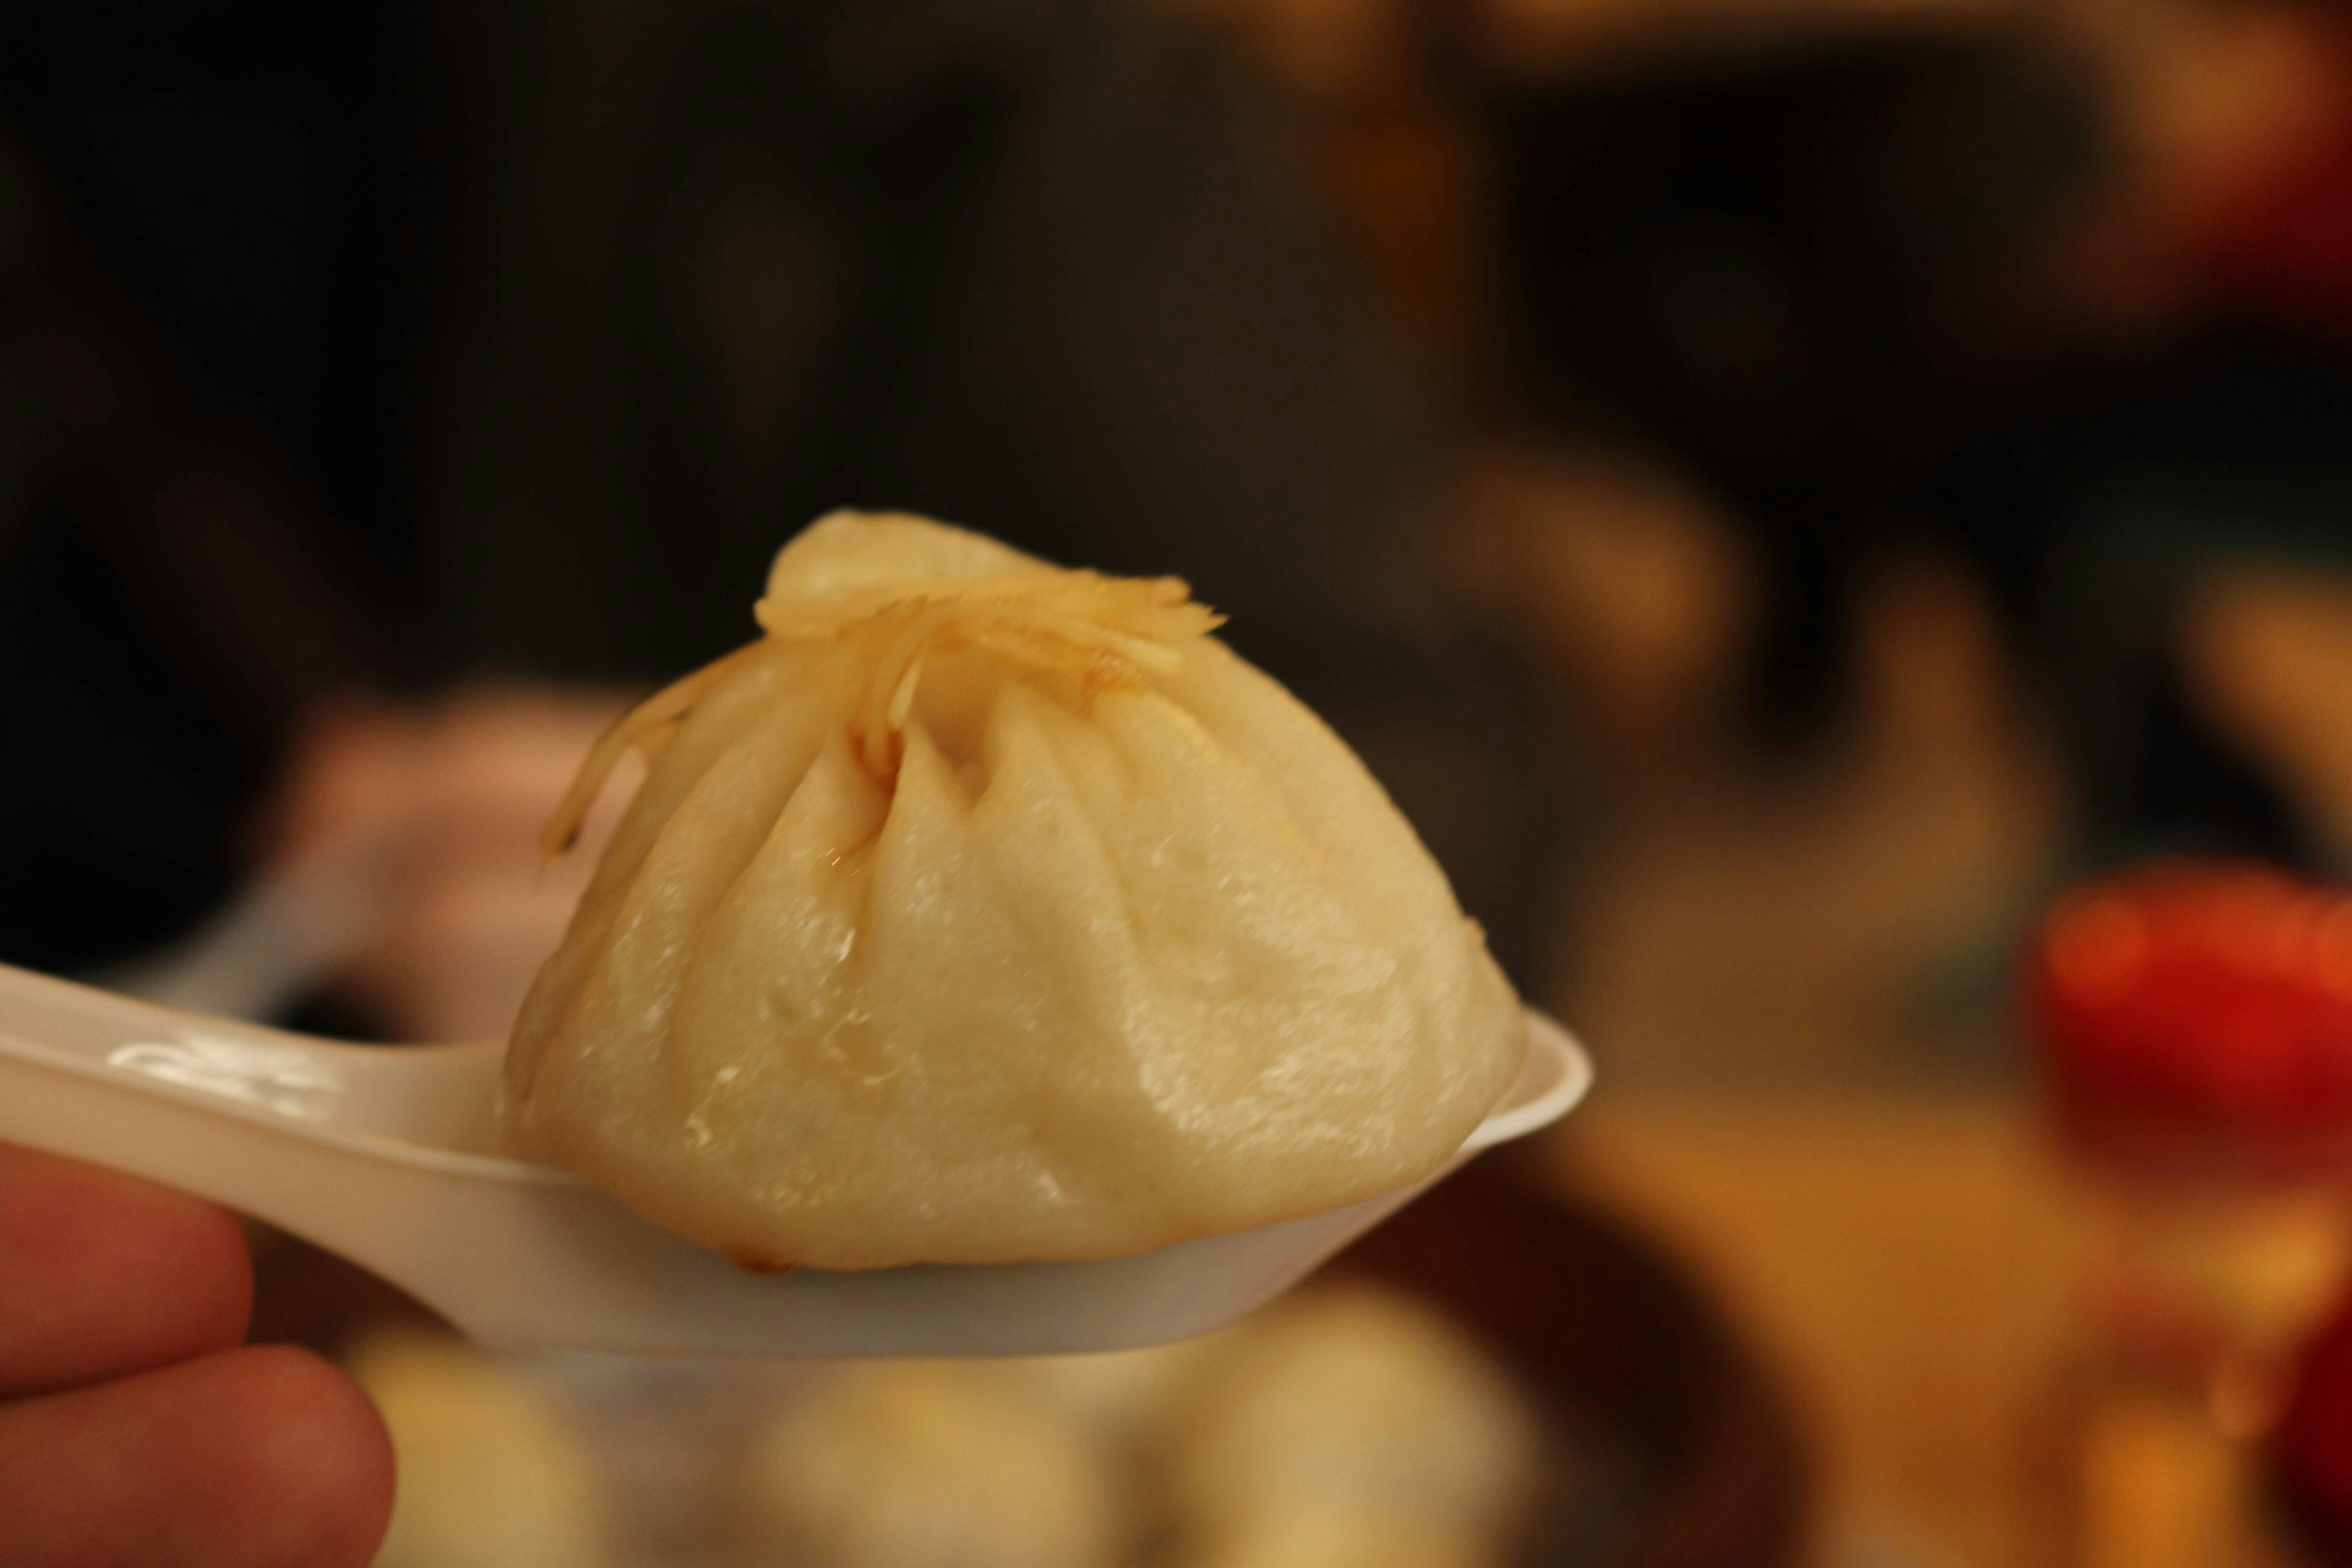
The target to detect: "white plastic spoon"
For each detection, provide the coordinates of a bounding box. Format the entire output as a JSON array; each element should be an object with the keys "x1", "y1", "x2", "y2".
[{"x1": 0, "y1": 961, "x2": 1591, "y2": 1358}]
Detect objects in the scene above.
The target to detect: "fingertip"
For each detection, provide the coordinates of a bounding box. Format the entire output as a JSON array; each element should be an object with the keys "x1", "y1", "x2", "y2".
[
  {"x1": 141, "y1": 1196, "x2": 256, "y2": 1352},
  {"x1": 205, "y1": 1346, "x2": 398, "y2": 1568},
  {"x1": 0, "y1": 1144, "x2": 252, "y2": 1395},
  {"x1": 0, "y1": 1345, "x2": 394, "y2": 1568}
]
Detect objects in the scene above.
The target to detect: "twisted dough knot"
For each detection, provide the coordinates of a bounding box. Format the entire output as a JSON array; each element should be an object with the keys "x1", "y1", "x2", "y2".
[
  {"x1": 541, "y1": 570, "x2": 1223, "y2": 856},
  {"x1": 758, "y1": 573, "x2": 1223, "y2": 780}
]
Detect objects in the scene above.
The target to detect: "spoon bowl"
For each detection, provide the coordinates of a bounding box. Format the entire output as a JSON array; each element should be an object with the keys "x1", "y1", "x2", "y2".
[{"x1": 0, "y1": 962, "x2": 1591, "y2": 1357}]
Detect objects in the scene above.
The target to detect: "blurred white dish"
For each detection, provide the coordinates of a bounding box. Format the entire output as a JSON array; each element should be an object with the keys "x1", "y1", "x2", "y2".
[{"x1": 0, "y1": 962, "x2": 1589, "y2": 1357}]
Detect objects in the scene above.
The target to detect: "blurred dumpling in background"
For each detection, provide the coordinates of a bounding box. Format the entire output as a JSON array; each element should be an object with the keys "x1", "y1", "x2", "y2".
[
  {"x1": 1168, "y1": 1286, "x2": 1539, "y2": 1556},
  {"x1": 993, "y1": 1338, "x2": 1224, "y2": 1457},
  {"x1": 350, "y1": 1332, "x2": 617, "y2": 1568},
  {"x1": 1180, "y1": 1509, "x2": 1490, "y2": 1568},
  {"x1": 731, "y1": 1362, "x2": 1123, "y2": 1568},
  {"x1": 334, "y1": 1286, "x2": 1550, "y2": 1568}
]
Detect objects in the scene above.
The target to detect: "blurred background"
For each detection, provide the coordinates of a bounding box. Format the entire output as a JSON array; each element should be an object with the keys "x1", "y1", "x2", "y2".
[{"x1": 6, "y1": 0, "x2": 2352, "y2": 1562}]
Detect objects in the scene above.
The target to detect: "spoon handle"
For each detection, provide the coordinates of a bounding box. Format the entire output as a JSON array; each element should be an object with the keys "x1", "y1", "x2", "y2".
[
  {"x1": 0, "y1": 958, "x2": 306, "y2": 1064},
  {"x1": 0, "y1": 957, "x2": 510, "y2": 1218},
  {"x1": 0, "y1": 997, "x2": 377, "y2": 1251}
]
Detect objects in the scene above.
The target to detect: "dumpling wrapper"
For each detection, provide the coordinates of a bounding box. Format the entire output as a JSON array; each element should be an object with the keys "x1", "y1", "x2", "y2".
[{"x1": 504, "y1": 512, "x2": 1523, "y2": 1269}]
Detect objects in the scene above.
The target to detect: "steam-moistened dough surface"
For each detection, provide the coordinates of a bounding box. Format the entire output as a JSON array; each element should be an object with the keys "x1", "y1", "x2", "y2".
[{"x1": 505, "y1": 512, "x2": 1523, "y2": 1268}]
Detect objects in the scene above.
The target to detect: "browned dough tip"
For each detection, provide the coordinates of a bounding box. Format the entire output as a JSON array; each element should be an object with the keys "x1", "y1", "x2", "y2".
[{"x1": 725, "y1": 1250, "x2": 797, "y2": 1275}]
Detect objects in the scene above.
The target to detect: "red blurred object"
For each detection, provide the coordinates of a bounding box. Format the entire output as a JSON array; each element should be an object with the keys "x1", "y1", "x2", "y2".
[
  {"x1": 2278, "y1": 1287, "x2": 2352, "y2": 1553},
  {"x1": 2029, "y1": 862, "x2": 2352, "y2": 1180}
]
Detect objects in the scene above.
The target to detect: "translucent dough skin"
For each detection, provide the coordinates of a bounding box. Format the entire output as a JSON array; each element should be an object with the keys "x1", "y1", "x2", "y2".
[{"x1": 505, "y1": 513, "x2": 1523, "y2": 1269}]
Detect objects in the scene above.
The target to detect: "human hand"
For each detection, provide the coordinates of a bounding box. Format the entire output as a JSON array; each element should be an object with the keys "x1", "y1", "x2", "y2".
[
  {"x1": 0, "y1": 1142, "x2": 393, "y2": 1567},
  {"x1": 266, "y1": 685, "x2": 635, "y2": 1042}
]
